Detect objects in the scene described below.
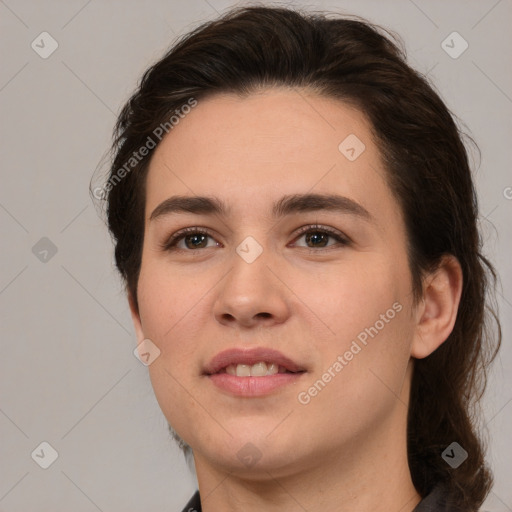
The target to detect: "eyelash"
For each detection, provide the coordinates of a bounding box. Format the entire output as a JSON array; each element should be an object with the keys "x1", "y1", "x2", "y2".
[{"x1": 159, "y1": 224, "x2": 350, "y2": 253}]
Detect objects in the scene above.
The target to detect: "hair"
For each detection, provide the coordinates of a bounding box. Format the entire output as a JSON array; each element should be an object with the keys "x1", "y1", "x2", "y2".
[{"x1": 93, "y1": 5, "x2": 502, "y2": 510}]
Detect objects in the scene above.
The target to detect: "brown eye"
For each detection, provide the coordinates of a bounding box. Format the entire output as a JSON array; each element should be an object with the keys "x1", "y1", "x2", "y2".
[
  {"x1": 160, "y1": 228, "x2": 219, "y2": 252},
  {"x1": 292, "y1": 225, "x2": 350, "y2": 250},
  {"x1": 304, "y1": 231, "x2": 331, "y2": 248},
  {"x1": 181, "y1": 233, "x2": 210, "y2": 249}
]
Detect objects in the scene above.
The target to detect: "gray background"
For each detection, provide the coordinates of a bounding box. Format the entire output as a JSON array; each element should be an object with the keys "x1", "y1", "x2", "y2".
[{"x1": 0, "y1": 0, "x2": 510, "y2": 511}]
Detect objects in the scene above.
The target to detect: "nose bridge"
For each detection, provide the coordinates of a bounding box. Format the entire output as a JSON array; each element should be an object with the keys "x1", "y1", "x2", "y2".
[
  {"x1": 213, "y1": 232, "x2": 289, "y2": 326},
  {"x1": 227, "y1": 233, "x2": 274, "y2": 301},
  {"x1": 235, "y1": 234, "x2": 266, "y2": 266}
]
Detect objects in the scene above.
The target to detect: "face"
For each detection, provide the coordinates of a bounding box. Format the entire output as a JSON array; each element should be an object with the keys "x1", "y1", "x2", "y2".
[{"x1": 131, "y1": 88, "x2": 419, "y2": 476}]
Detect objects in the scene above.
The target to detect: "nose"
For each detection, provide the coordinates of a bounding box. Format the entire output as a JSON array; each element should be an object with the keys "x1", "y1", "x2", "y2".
[{"x1": 212, "y1": 243, "x2": 291, "y2": 330}]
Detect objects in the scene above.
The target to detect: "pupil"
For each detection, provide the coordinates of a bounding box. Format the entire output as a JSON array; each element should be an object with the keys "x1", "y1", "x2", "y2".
[
  {"x1": 186, "y1": 234, "x2": 207, "y2": 249},
  {"x1": 306, "y1": 232, "x2": 327, "y2": 247}
]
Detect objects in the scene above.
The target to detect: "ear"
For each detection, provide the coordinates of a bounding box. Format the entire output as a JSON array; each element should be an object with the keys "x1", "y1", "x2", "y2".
[
  {"x1": 411, "y1": 254, "x2": 463, "y2": 359},
  {"x1": 128, "y1": 290, "x2": 146, "y2": 344}
]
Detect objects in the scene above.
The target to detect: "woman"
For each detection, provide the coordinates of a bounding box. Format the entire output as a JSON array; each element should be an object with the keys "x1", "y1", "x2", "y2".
[{"x1": 96, "y1": 6, "x2": 501, "y2": 511}]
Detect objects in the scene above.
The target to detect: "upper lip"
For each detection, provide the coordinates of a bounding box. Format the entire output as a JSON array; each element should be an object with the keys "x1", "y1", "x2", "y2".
[{"x1": 203, "y1": 347, "x2": 306, "y2": 375}]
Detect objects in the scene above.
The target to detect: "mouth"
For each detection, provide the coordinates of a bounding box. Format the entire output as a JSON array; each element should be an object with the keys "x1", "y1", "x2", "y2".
[
  {"x1": 203, "y1": 347, "x2": 307, "y2": 397},
  {"x1": 203, "y1": 347, "x2": 306, "y2": 375},
  {"x1": 215, "y1": 362, "x2": 303, "y2": 377}
]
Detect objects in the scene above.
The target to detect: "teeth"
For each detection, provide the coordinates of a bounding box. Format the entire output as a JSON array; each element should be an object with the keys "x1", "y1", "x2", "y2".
[
  {"x1": 249, "y1": 362, "x2": 267, "y2": 377},
  {"x1": 224, "y1": 362, "x2": 284, "y2": 377},
  {"x1": 236, "y1": 364, "x2": 251, "y2": 377}
]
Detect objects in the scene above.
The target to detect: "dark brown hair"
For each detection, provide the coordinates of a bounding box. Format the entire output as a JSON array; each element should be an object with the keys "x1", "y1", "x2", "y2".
[{"x1": 93, "y1": 6, "x2": 501, "y2": 510}]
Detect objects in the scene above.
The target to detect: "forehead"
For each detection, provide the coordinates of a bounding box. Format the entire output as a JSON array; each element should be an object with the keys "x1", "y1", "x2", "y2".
[
  {"x1": 151, "y1": 87, "x2": 373, "y2": 162},
  {"x1": 144, "y1": 88, "x2": 397, "y2": 224}
]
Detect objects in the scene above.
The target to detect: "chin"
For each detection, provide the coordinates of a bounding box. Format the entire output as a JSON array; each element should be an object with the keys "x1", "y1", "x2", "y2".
[{"x1": 193, "y1": 429, "x2": 306, "y2": 476}]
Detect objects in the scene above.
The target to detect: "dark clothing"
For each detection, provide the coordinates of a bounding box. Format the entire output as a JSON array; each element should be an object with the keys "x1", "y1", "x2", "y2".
[
  {"x1": 181, "y1": 490, "x2": 201, "y2": 512},
  {"x1": 180, "y1": 483, "x2": 459, "y2": 511}
]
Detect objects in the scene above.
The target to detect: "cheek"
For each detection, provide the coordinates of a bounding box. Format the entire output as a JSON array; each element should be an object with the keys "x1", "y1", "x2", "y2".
[
  {"x1": 136, "y1": 262, "x2": 203, "y2": 367},
  {"x1": 298, "y1": 258, "x2": 405, "y2": 331},
  {"x1": 136, "y1": 265, "x2": 203, "y2": 430},
  {"x1": 303, "y1": 255, "x2": 414, "y2": 382},
  {"x1": 319, "y1": 263, "x2": 414, "y2": 396},
  {"x1": 298, "y1": 293, "x2": 413, "y2": 441}
]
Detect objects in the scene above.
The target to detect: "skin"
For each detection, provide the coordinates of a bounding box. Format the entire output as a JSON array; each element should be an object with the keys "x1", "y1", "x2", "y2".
[{"x1": 129, "y1": 88, "x2": 463, "y2": 512}]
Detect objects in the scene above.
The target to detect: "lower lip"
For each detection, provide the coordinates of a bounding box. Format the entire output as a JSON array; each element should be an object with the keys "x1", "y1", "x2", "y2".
[{"x1": 207, "y1": 372, "x2": 305, "y2": 397}]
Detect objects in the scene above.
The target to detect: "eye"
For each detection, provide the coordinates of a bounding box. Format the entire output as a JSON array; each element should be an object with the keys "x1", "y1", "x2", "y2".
[
  {"x1": 160, "y1": 227, "x2": 220, "y2": 252},
  {"x1": 291, "y1": 225, "x2": 350, "y2": 251},
  {"x1": 160, "y1": 224, "x2": 350, "y2": 253}
]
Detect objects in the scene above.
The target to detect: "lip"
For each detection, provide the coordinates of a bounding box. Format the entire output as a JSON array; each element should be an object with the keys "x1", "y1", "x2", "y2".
[
  {"x1": 207, "y1": 372, "x2": 305, "y2": 397},
  {"x1": 203, "y1": 347, "x2": 307, "y2": 398},
  {"x1": 203, "y1": 347, "x2": 306, "y2": 375}
]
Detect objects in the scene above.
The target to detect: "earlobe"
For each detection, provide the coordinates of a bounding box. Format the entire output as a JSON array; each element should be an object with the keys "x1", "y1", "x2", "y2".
[
  {"x1": 411, "y1": 255, "x2": 463, "y2": 359},
  {"x1": 128, "y1": 291, "x2": 145, "y2": 343}
]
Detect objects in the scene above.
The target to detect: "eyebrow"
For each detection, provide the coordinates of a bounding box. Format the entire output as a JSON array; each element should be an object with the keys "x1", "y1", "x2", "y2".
[{"x1": 149, "y1": 193, "x2": 373, "y2": 223}]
